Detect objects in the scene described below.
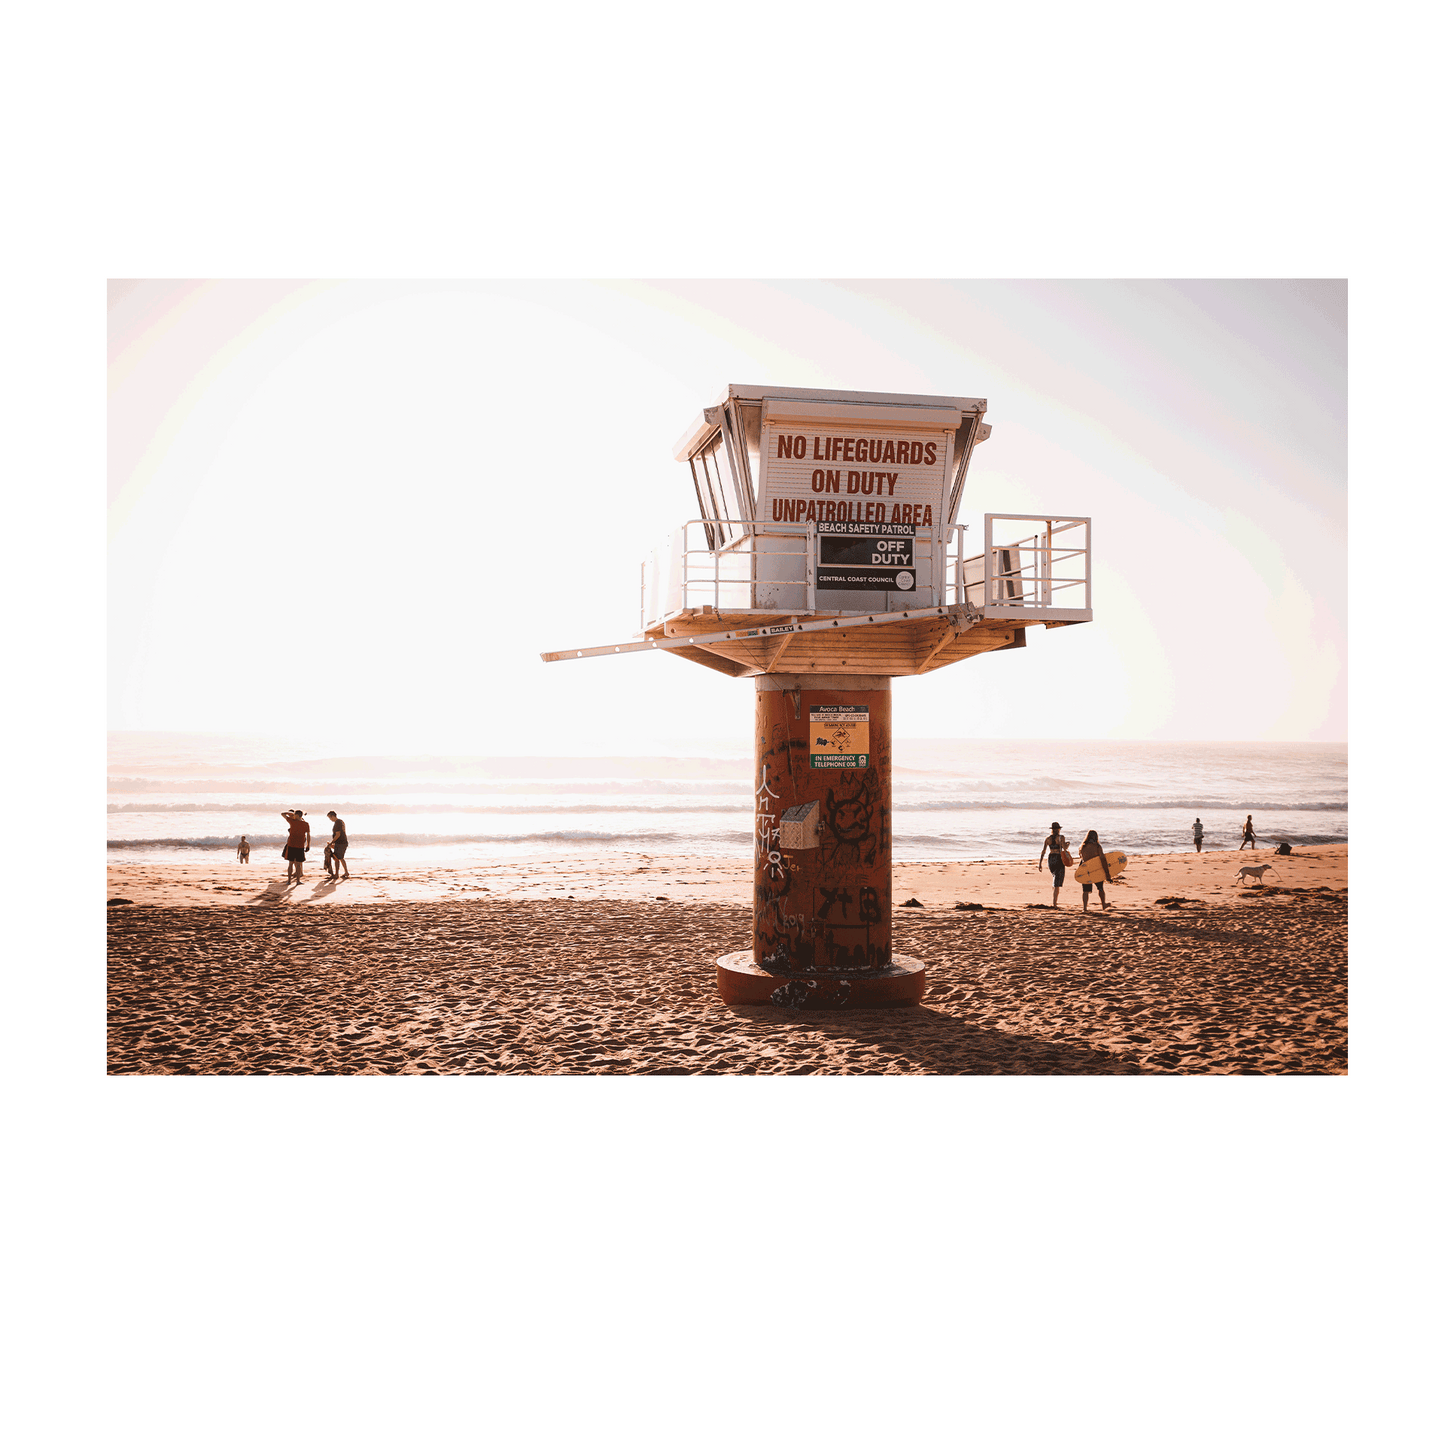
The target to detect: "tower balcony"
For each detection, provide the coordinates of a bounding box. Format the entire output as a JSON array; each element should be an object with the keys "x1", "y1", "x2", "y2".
[{"x1": 628, "y1": 514, "x2": 1091, "y2": 678}]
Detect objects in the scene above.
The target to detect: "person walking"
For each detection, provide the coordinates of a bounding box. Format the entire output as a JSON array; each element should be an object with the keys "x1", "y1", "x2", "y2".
[
  {"x1": 1038, "y1": 821, "x2": 1070, "y2": 907},
  {"x1": 1239, "y1": 814, "x2": 1256, "y2": 850},
  {"x1": 1078, "y1": 829, "x2": 1112, "y2": 911},
  {"x1": 326, "y1": 810, "x2": 350, "y2": 880},
  {"x1": 282, "y1": 809, "x2": 310, "y2": 884},
  {"x1": 1192, "y1": 818, "x2": 1204, "y2": 853},
  {"x1": 236, "y1": 835, "x2": 250, "y2": 863}
]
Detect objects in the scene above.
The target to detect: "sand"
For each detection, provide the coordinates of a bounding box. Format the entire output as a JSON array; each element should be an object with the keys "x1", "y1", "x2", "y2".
[
  {"x1": 107, "y1": 845, "x2": 1346, "y2": 1075},
  {"x1": 106, "y1": 843, "x2": 1346, "y2": 911}
]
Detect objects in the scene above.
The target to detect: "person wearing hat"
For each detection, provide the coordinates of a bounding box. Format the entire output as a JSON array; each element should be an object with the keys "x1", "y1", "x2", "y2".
[{"x1": 1038, "y1": 821, "x2": 1070, "y2": 906}]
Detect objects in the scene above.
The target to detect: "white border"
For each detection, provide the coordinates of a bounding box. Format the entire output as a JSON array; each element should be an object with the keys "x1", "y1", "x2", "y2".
[{"x1": 53, "y1": 228, "x2": 1387, "y2": 1127}]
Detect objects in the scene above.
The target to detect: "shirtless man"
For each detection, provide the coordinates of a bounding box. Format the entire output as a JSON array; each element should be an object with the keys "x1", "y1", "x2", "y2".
[
  {"x1": 326, "y1": 810, "x2": 350, "y2": 880},
  {"x1": 236, "y1": 835, "x2": 250, "y2": 863},
  {"x1": 282, "y1": 810, "x2": 310, "y2": 884}
]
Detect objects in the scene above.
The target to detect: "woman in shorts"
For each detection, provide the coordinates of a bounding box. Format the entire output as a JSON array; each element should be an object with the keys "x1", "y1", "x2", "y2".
[{"x1": 1038, "y1": 822, "x2": 1069, "y2": 907}]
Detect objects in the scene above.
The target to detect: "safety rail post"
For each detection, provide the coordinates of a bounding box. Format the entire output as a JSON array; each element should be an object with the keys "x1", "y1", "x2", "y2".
[{"x1": 807, "y1": 519, "x2": 816, "y2": 611}]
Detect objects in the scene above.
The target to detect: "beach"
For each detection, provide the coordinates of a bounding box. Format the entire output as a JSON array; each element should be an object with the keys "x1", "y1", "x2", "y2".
[{"x1": 107, "y1": 844, "x2": 1346, "y2": 1074}]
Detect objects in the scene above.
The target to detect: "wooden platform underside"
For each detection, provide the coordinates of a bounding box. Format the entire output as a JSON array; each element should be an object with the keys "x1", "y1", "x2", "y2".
[{"x1": 645, "y1": 611, "x2": 1075, "y2": 677}]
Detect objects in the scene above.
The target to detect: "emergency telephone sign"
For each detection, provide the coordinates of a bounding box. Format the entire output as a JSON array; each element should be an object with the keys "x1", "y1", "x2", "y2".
[{"x1": 809, "y1": 704, "x2": 869, "y2": 769}]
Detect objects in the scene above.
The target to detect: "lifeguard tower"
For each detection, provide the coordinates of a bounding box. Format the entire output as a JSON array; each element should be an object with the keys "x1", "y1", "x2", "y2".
[{"x1": 543, "y1": 385, "x2": 1092, "y2": 1007}]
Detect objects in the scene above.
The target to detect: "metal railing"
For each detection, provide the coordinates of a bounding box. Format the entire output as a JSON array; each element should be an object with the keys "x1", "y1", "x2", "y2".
[
  {"x1": 641, "y1": 519, "x2": 816, "y2": 628},
  {"x1": 641, "y1": 514, "x2": 1090, "y2": 629},
  {"x1": 948, "y1": 515, "x2": 1091, "y2": 613}
]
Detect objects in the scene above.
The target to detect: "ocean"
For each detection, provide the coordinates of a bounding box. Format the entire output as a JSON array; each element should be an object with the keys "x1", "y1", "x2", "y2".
[{"x1": 108, "y1": 734, "x2": 1347, "y2": 867}]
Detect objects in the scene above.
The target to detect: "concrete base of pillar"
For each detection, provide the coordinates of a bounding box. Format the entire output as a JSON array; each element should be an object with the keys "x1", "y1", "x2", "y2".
[{"x1": 716, "y1": 951, "x2": 926, "y2": 1009}]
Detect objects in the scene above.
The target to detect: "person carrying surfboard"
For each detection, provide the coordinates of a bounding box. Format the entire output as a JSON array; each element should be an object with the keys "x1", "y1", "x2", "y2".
[
  {"x1": 1038, "y1": 822, "x2": 1070, "y2": 907},
  {"x1": 1077, "y1": 829, "x2": 1112, "y2": 911}
]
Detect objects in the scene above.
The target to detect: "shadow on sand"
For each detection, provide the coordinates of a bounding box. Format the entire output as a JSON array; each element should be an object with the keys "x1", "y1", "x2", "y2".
[
  {"x1": 248, "y1": 873, "x2": 338, "y2": 905},
  {"x1": 725, "y1": 1001, "x2": 1140, "y2": 1075}
]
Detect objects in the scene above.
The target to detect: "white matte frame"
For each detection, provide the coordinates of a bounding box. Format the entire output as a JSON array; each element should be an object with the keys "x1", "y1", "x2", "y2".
[{"x1": 50, "y1": 231, "x2": 1392, "y2": 1127}]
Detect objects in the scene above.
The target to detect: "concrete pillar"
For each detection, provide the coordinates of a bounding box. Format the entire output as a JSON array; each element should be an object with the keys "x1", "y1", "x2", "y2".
[{"x1": 716, "y1": 673, "x2": 924, "y2": 1008}]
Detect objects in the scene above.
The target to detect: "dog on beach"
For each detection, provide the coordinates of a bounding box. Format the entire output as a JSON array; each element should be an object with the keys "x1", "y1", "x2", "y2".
[{"x1": 1236, "y1": 864, "x2": 1276, "y2": 885}]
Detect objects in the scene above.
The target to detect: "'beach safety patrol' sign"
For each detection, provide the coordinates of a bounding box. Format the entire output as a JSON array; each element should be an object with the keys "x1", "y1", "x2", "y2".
[
  {"x1": 816, "y1": 520, "x2": 916, "y2": 592},
  {"x1": 810, "y1": 704, "x2": 869, "y2": 769}
]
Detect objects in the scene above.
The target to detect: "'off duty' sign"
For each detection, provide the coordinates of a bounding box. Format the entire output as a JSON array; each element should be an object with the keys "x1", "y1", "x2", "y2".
[{"x1": 817, "y1": 520, "x2": 916, "y2": 592}]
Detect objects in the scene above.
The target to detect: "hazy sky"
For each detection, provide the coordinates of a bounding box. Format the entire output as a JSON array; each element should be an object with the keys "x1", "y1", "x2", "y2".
[{"x1": 108, "y1": 279, "x2": 1345, "y2": 753}]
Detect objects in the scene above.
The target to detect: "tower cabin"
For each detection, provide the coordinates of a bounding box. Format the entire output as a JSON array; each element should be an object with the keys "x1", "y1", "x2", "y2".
[{"x1": 544, "y1": 384, "x2": 1092, "y2": 674}]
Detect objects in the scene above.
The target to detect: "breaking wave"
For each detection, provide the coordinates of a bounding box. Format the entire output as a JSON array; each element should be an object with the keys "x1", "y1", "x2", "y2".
[{"x1": 108, "y1": 797, "x2": 1345, "y2": 816}]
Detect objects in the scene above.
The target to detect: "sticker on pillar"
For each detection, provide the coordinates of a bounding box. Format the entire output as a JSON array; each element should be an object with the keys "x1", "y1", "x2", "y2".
[{"x1": 810, "y1": 705, "x2": 869, "y2": 769}]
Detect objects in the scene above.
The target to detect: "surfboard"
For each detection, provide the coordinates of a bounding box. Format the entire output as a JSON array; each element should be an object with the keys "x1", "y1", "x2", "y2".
[{"x1": 1074, "y1": 850, "x2": 1127, "y2": 885}]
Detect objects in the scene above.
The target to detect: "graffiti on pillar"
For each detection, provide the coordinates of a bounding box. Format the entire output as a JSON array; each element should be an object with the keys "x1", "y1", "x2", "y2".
[
  {"x1": 753, "y1": 693, "x2": 889, "y2": 976},
  {"x1": 820, "y1": 925, "x2": 889, "y2": 972},
  {"x1": 756, "y1": 870, "x2": 823, "y2": 972},
  {"x1": 755, "y1": 757, "x2": 802, "y2": 969},
  {"x1": 821, "y1": 772, "x2": 881, "y2": 868},
  {"x1": 755, "y1": 763, "x2": 784, "y2": 881},
  {"x1": 770, "y1": 976, "x2": 852, "y2": 1009},
  {"x1": 813, "y1": 870, "x2": 888, "y2": 971}
]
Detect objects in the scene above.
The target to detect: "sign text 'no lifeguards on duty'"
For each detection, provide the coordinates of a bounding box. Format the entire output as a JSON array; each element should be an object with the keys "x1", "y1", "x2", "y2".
[{"x1": 761, "y1": 421, "x2": 952, "y2": 530}]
